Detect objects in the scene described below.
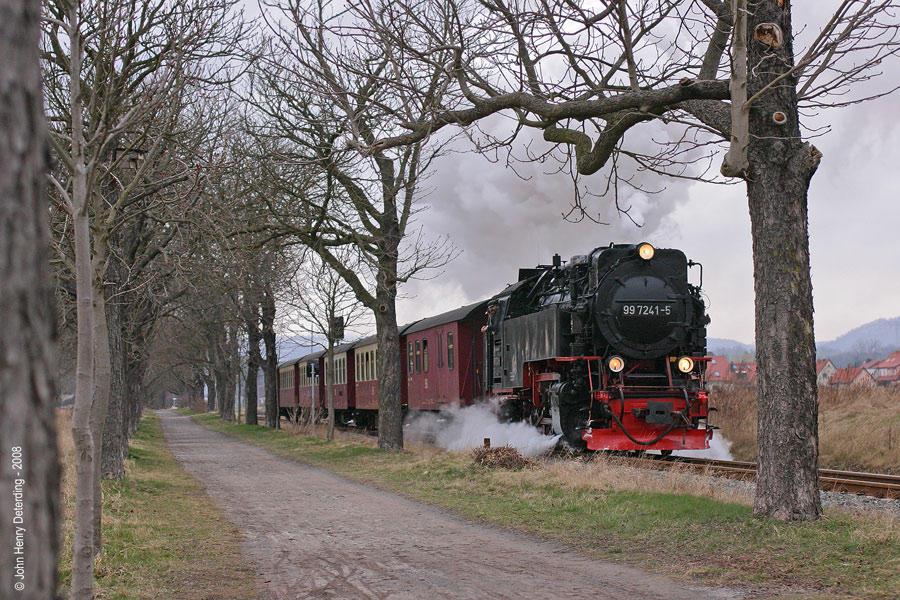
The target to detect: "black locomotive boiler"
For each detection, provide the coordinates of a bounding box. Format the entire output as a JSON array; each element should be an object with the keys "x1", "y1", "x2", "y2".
[{"x1": 484, "y1": 242, "x2": 713, "y2": 452}]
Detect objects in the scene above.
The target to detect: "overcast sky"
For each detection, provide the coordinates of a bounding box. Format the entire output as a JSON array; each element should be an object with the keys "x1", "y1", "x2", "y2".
[{"x1": 394, "y1": 5, "x2": 900, "y2": 345}]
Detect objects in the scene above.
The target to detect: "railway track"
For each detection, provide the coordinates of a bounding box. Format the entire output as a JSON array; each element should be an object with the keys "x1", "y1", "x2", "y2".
[{"x1": 640, "y1": 456, "x2": 900, "y2": 499}]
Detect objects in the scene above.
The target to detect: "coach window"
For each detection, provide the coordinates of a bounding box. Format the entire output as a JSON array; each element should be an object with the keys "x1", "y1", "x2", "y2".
[
  {"x1": 373, "y1": 349, "x2": 377, "y2": 378},
  {"x1": 415, "y1": 340, "x2": 422, "y2": 373},
  {"x1": 447, "y1": 332, "x2": 455, "y2": 371},
  {"x1": 423, "y1": 339, "x2": 429, "y2": 373},
  {"x1": 408, "y1": 342, "x2": 414, "y2": 373}
]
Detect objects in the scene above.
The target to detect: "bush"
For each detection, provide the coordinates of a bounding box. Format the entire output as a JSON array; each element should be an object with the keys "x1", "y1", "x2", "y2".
[{"x1": 472, "y1": 446, "x2": 532, "y2": 470}]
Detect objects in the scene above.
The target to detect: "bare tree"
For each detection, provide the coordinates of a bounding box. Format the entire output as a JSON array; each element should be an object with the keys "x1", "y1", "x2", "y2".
[
  {"x1": 0, "y1": 0, "x2": 59, "y2": 596},
  {"x1": 352, "y1": 0, "x2": 900, "y2": 521},
  {"x1": 282, "y1": 253, "x2": 370, "y2": 440},
  {"x1": 42, "y1": 0, "x2": 244, "y2": 587},
  {"x1": 246, "y1": 0, "x2": 457, "y2": 448}
]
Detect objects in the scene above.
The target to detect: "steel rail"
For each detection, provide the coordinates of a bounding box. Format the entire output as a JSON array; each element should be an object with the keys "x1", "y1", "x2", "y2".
[{"x1": 625, "y1": 456, "x2": 900, "y2": 499}]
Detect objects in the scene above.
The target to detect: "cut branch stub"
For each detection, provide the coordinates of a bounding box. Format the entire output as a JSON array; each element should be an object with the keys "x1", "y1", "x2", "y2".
[{"x1": 754, "y1": 23, "x2": 783, "y2": 48}]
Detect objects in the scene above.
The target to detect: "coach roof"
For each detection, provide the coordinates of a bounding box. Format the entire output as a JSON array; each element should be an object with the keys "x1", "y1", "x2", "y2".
[{"x1": 402, "y1": 300, "x2": 489, "y2": 335}]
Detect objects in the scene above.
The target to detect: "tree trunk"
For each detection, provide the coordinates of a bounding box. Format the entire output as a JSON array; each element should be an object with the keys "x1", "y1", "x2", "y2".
[
  {"x1": 262, "y1": 286, "x2": 279, "y2": 429},
  {"x1": 0, "y1": 0, "x2": 60, "y2": 593},
  {"x1": 246, "y1": 357, "x2": 260, "y2": 425},
  {"x1": 205, "y1": 372, "x2": 216, "y2": 412},
  {"x1": 67, "y1": 0, "x2": 98, "y2": 590},
  {"x1": 746, "y1": 0, "x2": 822, "y2": 521},
  {"x1": 375, "y1": 268, "x2": 403, "y2": 449},
  {"x1": 126, "y1": 376, "x2": 144, "y2": 437},
  {"x1": 100, "y1": 313, "x2": 126, "y2": 480},
  {"x1": 89, "y1": 284, "x2": 111, "y2": 554},
  {"x1": 326, "y1": 340, "x2": 335, "y2": 441},
  {"x1": 245, "y1": 309, "x2": 262, "y2": 426},
  {"x1": 71, "y1": 213, "x2": 96, "y2": 599},
  {"x1": 101, "y1": 229, "x2": 131, "y2": 480},
  {"x1": 216, "y1": 367, "x2": 231, "y2": 421}
]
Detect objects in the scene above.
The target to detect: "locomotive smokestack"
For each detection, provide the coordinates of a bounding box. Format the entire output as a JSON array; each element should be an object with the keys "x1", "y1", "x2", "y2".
[{"x1": 552, "y1": 253, "x2": 561, "y2": 268}]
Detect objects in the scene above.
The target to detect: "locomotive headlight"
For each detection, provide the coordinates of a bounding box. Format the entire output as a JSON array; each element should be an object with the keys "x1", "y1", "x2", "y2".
[
  {"x1": 608, "y1": 356, "x2": 625, "y2": 373},
  {"x1": 638, "y1": 243, "x2": 655, "y2": 260},
  {"x1": 677, "y1": 356, "x2": 695, "y2": 373}
]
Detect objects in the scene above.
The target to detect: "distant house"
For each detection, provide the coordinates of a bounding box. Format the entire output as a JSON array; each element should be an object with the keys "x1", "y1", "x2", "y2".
[
  {"x1": 816, "y1": 359, "x2": 837, "y2": 387},
  {"x1": 730, "y1": 361, "x2": 757, "y2": 386},
  {"x1": 860, "y1": 358, "x2": 882, "y2": 375},
  {"x1": 705, "y1": 355, "x2": 732, "y2": 387},
  {"x1": 874, "y1": 350, "x2": 900, "y2": 379},
  {"x1": 830, "y1": 366, "x2": 877, "y2": 388}
]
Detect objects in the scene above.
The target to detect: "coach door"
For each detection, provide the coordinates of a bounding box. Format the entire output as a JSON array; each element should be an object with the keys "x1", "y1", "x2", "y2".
[{"x1": 431, "y1": 328, "x2": 445, "y2": 405}]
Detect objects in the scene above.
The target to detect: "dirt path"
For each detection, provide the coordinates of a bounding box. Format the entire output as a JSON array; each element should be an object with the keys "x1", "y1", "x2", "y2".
[{"x1": 158, "y1": 411, "x2": 744, "y2": 600}]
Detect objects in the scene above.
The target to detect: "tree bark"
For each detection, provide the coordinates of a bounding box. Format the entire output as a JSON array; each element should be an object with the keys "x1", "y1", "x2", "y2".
[
  {"x1": 100, "y1": 289, "x2": 126, "y2": 479},
  {"x1": 246, "y1": 352, "x2": 260, "y2": 426},
  {"x1": 0, "y1": 0, "x2": 60, "y2": 593},
  {"x1": 746, "y1": 0, "x2": 822, "y2": 521},
  {"x1": 262, "y1": 286, "x2": 279, "y2": 429},
  {"x1": 375, "y1": 255, "x2": 402, "y2": 449},
  {"x1": 245, "y1": 302, "x2": 262, "y2": 425},
  {"x1": 66, "y1": 0, "x2": 99, "y2": 590},
  {"x1": 205, "y1": 372, "x2": 216, "y2": 412},
  {"x1": 71, "y1": 204, "x2": 96, "y2": 600},
  {"x1": 89, "y1": 285, "x2": 111, "y2": 554}
]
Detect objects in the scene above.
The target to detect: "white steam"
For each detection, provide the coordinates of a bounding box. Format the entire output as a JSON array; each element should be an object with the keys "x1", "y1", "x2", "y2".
[
  {"x1": 670, "y1": 433, "x2": 733, "y2": 461},
  {"x1": 405, "y1": 401, "x2": 562, "y2": 458}
]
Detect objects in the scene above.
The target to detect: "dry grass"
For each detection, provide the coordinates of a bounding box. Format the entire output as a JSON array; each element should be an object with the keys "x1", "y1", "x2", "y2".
[
  {"x1": 538, "y1": 455, "x2": 755, "y2": 505},
  {"x1": 472, "y1": 446, "x2": 533, "y2": 469},
  {"x1": 712, "y1": 386, "x2": 900, "y2": 472}
]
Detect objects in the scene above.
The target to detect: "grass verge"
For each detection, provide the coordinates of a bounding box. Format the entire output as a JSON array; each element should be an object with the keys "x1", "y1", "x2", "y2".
[
  {"x1": 58, "y1": 410, "x2": 259, "y2": 599},
  {"x1": 188, "y1": 410, "x2": 900, "y2": 600}
]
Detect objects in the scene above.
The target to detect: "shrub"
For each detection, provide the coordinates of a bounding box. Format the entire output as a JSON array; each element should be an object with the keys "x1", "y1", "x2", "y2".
[{"x1": 472, "y1": 446, "x2": 532, "y2": 470}]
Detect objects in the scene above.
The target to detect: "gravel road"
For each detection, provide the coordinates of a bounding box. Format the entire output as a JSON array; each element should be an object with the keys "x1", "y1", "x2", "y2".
[{"x1": 158, "y1": 410, "x2": 744, "y2": 600}]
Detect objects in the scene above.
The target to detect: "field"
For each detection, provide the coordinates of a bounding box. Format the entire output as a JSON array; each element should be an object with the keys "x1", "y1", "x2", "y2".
[
  {"x1": 190, "y1": 411, "x2": 900, "y2": 599},
  {"x1": 57, "y1": 410, "x2": 258, "y2": 599},
  {"x1": 712, "y1": 386, "x2": 900, "y2": 473}
]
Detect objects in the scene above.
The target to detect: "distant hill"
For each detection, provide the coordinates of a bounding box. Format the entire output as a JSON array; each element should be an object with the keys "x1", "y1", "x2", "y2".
[
  {"x1": 709, "y1": 317, "x2": 900, "y2": 367},
  {"x1": 708, "y1": 338, "x2": 756, "y2": 360},
  {"x1": 816, "y1": 316, "x2": 900, "y2": 367}
]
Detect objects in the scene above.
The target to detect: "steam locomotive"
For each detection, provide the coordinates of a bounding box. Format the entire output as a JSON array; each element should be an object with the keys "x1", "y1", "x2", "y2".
[
  {"x1": 484, "y1": 243, "x2": 712, "y2": 452},
  {"x1": 278, "y1": 242, "x2": 713, "y2": 454}
]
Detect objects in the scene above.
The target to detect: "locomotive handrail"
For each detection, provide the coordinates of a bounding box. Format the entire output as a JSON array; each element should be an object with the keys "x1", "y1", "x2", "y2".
[{"x1": 688, "y1": 259, "x2": 703, "y2": 288}]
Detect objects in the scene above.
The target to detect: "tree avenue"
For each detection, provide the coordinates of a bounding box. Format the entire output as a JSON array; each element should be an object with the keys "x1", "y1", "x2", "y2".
[
  {"x1": 352, "y1": 0, "x2": 900, "y2": 521},
  {"x1": 245, "y1": 0, "x2": 456, "y2": 449}
]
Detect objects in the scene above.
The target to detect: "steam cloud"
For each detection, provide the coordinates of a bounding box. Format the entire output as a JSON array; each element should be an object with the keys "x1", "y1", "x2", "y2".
[
  {"x1": 405, "y1": 401, "x2": 562, "y2": 458},
  {"x1": 398, "y1": 122, "x2": 695, "y2": 324}
]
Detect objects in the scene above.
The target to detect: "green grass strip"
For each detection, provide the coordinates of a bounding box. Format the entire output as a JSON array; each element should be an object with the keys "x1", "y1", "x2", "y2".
[
  {"x1": 190, "y1": 411, "x2": 900, "y2": 599},
  {"x1": 59, "y1": 412, "x2": 259, "y2": 599}
]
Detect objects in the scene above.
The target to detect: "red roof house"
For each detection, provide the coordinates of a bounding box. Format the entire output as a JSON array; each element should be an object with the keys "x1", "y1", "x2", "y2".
[
  {"x1": 705, "y1": 356, "x2": 732, "y2": 387},
  {"x1": 876, "y1": 351, "x2": 900, "y2": 377},
  {"x1": 730, "y1": 361, "x2": 757, "y2": 386},
  {"x1": 830, "y1": 366, "x2": 877, "y2": 388},
  {"x1": 816, "y1": 359, "x2": 837, "y2": 387},
  {"x1": 861, "y1": 358, "x2": 883, "y2": 374}
]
